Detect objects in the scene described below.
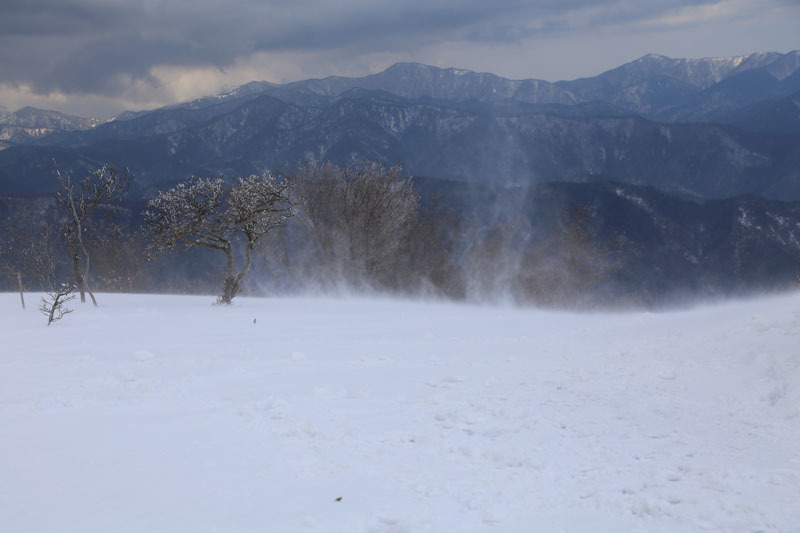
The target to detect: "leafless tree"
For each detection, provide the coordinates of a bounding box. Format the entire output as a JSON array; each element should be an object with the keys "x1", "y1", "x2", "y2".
[
  {"x1": 0, "y1": 196, "x2": 63, "y2": 306},
  {"x1": 461, "y1": 221, "x2": 522, "y2": 299},
  {"x1": 90, "y1": 226, "x2": 155, "y2": 293},
  {"x1": 402, "y1": 194, "x2": 463, "y2": 297},
  {"x1": 559, "y1": 204, "x2": 618, "y2": 297},
  {"x1": 39, "y1": 283, "x2": 76, "y2": 325},
  {"x1": 515, "y1": 204, "x2": 618, "y2": 307},
  {"x1": 54, "y1": 162, "x2": 129, "y2": 305},
  {"x1": 290, "y1": 161, "x2": 420, "y2": 289},
  {"x1": 145, "y1": 172, "x2": 292, "y2": 304},
  {"x1": 290, "y1": 161, "x2": 342, "y2": 274}
]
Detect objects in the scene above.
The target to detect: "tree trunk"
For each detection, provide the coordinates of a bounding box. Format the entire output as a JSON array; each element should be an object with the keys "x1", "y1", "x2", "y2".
[
  {"x1": 17, "y1": 272, "x2": 25, "y2": 310},
  {"x1": 79, "y1": 234, "x2": 97, "y2": 306},
  {"x1": 218, "y1": 246, "x2": 238, "y2": 304},
  {"x1": 84, "y1": 270, "x2": 97, "y2": 306},
  {"x1": 71, "y1": 249, "x2": 86, "y2": 303},
  {"x1": 235, "y1": 242, "x2": 254, "y2": 289},
  {"x1": 87, "y1": 284, "x2": 97, "y2": 306},
  {"x1": 218, "y1": 242, "x2": 254, "y2": 305},
  {"x1": 219, "y1": 276, "x2": 236, "y2": 304}
]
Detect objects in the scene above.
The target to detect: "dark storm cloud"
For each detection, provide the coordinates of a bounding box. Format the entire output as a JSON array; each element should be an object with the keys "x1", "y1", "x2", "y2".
[
  {"x1": 0, "y1": 0, "x2": 732, "y2": 96},
  {"x1": 0, "y1": 0, "x2": 133, "y2": 36}
]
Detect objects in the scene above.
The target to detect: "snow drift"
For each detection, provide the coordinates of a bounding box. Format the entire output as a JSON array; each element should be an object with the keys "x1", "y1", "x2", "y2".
[{"x1": 1, "y1": 292, "x2": 799, "y2": 531}]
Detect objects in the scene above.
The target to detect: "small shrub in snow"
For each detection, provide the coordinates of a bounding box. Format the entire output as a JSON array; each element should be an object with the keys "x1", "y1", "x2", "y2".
[{"x1": 39, "y1": 283, "x2": 77, "y2": 326}]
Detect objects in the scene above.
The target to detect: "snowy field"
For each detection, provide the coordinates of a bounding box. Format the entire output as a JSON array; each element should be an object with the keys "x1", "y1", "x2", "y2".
[{"x1": 1, "y1": 292, "x2": 799, "y2": 532}]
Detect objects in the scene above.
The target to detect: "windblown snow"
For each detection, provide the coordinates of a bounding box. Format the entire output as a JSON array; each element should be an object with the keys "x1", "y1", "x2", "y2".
[{"x1": 1, "y1": 293, "x2": 799, "y2": 532}]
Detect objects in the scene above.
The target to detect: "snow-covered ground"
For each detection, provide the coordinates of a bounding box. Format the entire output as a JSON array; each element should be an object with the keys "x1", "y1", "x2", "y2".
[{"x1": 1, "y1": 292, "x2": 799, "y2": 532}]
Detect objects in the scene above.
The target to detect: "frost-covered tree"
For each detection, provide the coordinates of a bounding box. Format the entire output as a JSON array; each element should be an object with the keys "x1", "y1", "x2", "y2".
[
  {"x1": 54, "y1": 162, "x2": 129, "y2": 305},
  {"x1": 145, "y1": 172, "x2": 292, "y2": 304}
]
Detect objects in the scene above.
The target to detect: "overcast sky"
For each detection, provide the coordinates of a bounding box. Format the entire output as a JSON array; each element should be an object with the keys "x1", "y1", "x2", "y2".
[{"x1": 0, "y1": 0, "x2": 798, "y2": 117}]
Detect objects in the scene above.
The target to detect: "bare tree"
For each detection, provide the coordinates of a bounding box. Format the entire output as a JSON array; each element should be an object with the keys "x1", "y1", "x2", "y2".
[
  {"x1": 290, "y1": 161, "x2": 420, "y2": 289},
  {"x1": 290, "y1": 161, "x2": 343, "y2": 273},
  {"x1": 54, "y1": 162, "x2": 129, "y2": 305},
  {"x1": 0, "y1": 196, "x2": 63, "y2": 306},
  {"x1": 39, "y1": 283, "x2": 76, "y2": 325},
  {"x1": 91, "y1": 226, "x2": 156, "y2": 293},
  {"x1": 402, "y1": 194, "x2": 463, "y2": 297},
  {"x1": 515, "y1": 204, "x2": 618, "y2": 307},
  {"x1": 560, "y1": 204, "x2": 618, "y2": 296},
  {"x1": 145, "y1": 172, "x2": 292, "y2": 304}
]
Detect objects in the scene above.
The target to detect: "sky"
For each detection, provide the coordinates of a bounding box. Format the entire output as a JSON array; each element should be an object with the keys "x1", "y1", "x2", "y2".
[{"x1": 0, "y1": 0, "x2": 798, "y2": 118}]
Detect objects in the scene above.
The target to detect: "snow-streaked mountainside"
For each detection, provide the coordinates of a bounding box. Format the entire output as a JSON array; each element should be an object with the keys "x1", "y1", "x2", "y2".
[
  {"x1": 561, "y1": 51, "x2": 798, "y2": 93},
  {"x1": 130, "y1": 49, "x2": 800, "y2": 119},
  {"x1": 0, "y1": 106, "x2": 106, "y2": 145},
  {"x1": 2, "y1": 292, "x2": 799, "y2": 531},
  {"x1": 172, "y1": 50, "x2": 800, "y2": 110},
  {"x1": 3, "y1": 50, "x2": 800, "y2": 201}
]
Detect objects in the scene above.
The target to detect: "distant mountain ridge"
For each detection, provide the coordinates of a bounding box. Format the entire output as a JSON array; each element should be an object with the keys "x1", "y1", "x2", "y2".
[
  {"x1": 151, "y1": 50, "x2": 800, "y2": 122},
  {"x1": 4, "y1": 49, "x2": 800, "y2": 136},
  {"x1": 3, "y1": 88, "x2": 798, "y2": 201},
  {"x1": 0, "y1": 105, "x2": 107, "y2": 146},
  {"x1": 207, "y1": 50, "x2": 800, "y2": 121},
  {"x1": 1, "y1": 49, "x2": 800, "y2": 201},
  {"x1": 5, "y1": 50, "x2": 799, "y2": 119}
]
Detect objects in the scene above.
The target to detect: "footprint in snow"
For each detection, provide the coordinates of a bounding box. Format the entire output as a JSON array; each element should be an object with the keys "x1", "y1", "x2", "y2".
[
  {"x1": 238, "y1": 396, "x2": 288, "y2": 422},
  {"x1": 134, "y1": 349, "x2": 156, "y2": 362},
  {"x1": 426, "y1": 375, "x2": 467, "y2": 388}
]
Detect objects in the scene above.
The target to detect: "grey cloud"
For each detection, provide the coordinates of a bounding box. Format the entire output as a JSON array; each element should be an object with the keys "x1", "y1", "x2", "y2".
[
  {"x1": 0, "y1": 0, "x2": 136, "y2": 37},
  {"x1": 0, "y1": 0, "x2": 741, "y2": 96}
]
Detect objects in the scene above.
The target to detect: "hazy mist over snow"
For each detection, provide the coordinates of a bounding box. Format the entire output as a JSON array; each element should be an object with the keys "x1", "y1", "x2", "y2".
[
  {"x1": 0, "y1": 0, "x2": 798, "y2": 116},
  {"x1": 1, "y1": 292, "x2": 799, "y2": 530}
]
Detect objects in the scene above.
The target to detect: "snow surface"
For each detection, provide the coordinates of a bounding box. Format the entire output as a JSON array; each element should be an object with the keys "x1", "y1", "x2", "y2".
[{"x1": 1, "y1": 292, "x2": 799, "y2": 532}]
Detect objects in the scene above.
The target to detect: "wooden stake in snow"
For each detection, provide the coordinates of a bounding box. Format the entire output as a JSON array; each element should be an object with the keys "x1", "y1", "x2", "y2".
[{"x1": 17, "y1": 272, "x2": 24, "y2": 310}]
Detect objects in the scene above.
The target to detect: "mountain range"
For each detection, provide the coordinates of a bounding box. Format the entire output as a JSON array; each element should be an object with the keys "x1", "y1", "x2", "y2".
[
  {"x1": 0, "y1": 105, "x2": 105, "y2": 148},
  {"x1": 1, "y1": 50, "x2": 799, "y2": 199},
  {"x1": 2, "y1": 51, "x2": 800, "y2": 299}
]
